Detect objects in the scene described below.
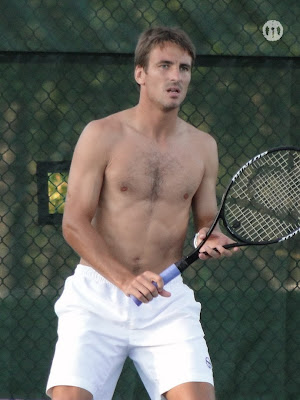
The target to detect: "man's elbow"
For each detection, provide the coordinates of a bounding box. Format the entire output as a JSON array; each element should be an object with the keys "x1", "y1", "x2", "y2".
[
  {"x1": 62, "y1": 212, "x2": 91, "y2": 245},
  {"x1": 62, "y1": 214, "x2": 78, "y2": 245}
]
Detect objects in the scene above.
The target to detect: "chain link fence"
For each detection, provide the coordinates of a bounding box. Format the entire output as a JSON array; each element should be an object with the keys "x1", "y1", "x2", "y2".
[{"x1": 0, "y1": 1, "x2": 299, "y2": 399}]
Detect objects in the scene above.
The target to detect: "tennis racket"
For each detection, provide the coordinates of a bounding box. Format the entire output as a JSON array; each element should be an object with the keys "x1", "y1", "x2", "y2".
[{"x1": 131, "y1": 146, "x2": 300, "y2": 306}]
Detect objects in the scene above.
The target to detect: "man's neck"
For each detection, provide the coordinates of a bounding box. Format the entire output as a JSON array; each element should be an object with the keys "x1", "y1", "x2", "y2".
[{"x1": 133, "y1": 103, "x2": 180, "y2": 141}]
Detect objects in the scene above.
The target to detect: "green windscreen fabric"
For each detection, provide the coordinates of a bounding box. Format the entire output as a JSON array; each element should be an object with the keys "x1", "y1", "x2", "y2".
[
  {"x1": 0, "y1": 0, "x2": 298, "y2": 56},
  {"x1": 0, "y1": 1, "x2": 299, "y2": 399}
]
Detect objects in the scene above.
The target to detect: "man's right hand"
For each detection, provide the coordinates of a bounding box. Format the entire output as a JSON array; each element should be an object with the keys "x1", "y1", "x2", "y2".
[{"x1": 123, "y1": 271, "x2": 171, "y2": 304}]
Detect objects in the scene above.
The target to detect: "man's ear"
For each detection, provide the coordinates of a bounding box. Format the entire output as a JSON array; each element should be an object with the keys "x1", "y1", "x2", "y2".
[{"x1": 134, "y1": 65, "x2": 145, "y2": 86}]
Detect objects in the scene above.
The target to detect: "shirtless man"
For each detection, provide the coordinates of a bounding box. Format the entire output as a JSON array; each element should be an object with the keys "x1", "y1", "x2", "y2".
[{"x1": 46, "y1": 27, "x2": 237, "y2": 400}]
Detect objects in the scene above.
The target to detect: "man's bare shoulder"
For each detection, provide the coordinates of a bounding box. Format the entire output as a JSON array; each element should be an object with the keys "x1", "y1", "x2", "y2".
[
  {"x1": 82, "y1": 110, "x2": 129, "y2": 143},
  {"x1": 71, "y1": 110, "x2": 133, "y2": 168},
  {"x1": 179, "y1": 118, "x2": 217, "y2": 150}
]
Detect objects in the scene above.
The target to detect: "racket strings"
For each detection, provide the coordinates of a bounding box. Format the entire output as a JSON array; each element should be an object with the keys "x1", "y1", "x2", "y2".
[
  {"x1": 225, "y1": 150, "x2": 300, "y2": 242},
  {"x1": 226, "y1": 204, "x2": 297, "y2": 242},
  {"x1": 251, "y1": 167, "x2": 298, "y2": 219}
]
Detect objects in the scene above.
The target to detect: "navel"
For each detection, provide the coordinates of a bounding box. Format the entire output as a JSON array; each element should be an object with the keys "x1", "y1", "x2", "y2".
[{"x1": 132, "y1": 265, "x2": 141, "y2": 275}]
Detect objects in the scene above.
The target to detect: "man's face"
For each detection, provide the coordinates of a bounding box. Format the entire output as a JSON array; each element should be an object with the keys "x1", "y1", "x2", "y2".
[{"x1": 136, "y1": 42, "x2": 192, "y2": 111}]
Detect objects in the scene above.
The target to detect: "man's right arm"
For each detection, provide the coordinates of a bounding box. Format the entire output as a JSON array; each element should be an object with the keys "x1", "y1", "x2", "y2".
[{"x1": 62, "y1": 119, "x2": 168, "y2": 303}]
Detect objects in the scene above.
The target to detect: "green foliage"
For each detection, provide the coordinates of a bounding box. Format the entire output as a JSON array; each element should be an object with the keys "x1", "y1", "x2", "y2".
[{"x1": 48, "y1": 172, "x2": 68, "y2": 214}]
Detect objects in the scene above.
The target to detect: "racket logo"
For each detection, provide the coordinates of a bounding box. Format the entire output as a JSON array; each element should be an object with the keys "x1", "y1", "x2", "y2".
[
  {"x1": 279, "y1": 227, "x2": 300, "y2": 242},
  {"x1": 232, "y1": 151, "x2": 267, "y2": 182}
]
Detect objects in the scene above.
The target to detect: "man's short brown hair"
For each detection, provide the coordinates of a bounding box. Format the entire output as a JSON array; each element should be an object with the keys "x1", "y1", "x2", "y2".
[{"x1": 134, "y1": 26, "x2": 196, "y2": 69}]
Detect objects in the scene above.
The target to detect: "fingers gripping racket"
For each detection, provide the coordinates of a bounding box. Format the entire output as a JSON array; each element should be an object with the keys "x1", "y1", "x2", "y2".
[{"x1": 131, "y1": 146, "x2": 300, "y2": 306}]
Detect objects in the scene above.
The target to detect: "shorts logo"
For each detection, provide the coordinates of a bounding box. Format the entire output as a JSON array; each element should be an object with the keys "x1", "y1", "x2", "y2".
[{"x1": 205, "y1": 356, "x2": 212, "y2": 369}]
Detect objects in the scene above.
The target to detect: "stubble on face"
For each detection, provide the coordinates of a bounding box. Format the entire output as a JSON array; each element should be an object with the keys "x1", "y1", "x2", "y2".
[{"x1": 142, "y1": 43, "x2": 192, "y2": 112}]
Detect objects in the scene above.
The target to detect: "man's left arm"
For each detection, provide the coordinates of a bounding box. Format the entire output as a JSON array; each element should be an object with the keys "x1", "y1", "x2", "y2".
[{"x1": 191, "y1": 137, "x2": 238, "y2": 260}]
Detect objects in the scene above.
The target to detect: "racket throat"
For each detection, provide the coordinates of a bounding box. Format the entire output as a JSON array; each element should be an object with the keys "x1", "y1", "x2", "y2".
[{"x1": 175, "y1": 253, "x2": 198, "y2": 272}]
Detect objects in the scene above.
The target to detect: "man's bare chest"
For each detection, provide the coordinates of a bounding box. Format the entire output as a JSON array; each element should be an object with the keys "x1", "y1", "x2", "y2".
[{"x1": 105, "y1": 144, "x2": 203, "y2": 202}]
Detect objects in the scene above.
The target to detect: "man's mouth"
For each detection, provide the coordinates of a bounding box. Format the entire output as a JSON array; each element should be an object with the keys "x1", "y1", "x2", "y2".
[{"x1": 167, "y1": 87, "x2": 181, "y2": 94}]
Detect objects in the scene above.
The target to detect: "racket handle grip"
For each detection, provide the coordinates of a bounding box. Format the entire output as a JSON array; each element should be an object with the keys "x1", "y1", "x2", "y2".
[
  {"x1": 223, "y1": 243, "x2": 238, "y2": 249},
  {"x1": 200, "y1": 243, "x2": 239, "y2": 255},
  {"x1": 130, "y1": 263, "x2": 181, "y2": 306}
]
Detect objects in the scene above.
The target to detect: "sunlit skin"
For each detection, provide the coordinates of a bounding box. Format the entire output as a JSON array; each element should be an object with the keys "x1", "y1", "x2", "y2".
[
  {"x1": 135, "y1": 42, "x2": 192, "y2": 112},
  {"x1": 62, "y1": 42, "x2": 236, "y2": 300},
  {"x1": 52, "y1": 41, "x2": 238, "y2": 400}
]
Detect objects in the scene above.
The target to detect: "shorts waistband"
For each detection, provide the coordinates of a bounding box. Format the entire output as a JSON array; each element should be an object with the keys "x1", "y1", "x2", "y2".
[{"x1": 75, "y1": 264, "x2": 184, "y2": 288}]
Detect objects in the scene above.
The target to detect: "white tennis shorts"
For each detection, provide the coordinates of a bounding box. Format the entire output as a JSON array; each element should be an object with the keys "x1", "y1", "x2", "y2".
[{"x1": 46, "y1": 264, "x2": 214, "y2": 400}]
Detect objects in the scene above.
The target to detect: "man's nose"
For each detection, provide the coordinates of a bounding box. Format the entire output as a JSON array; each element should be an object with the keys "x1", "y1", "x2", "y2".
[{"x1": 170, "y1": 67, "x2": 181, "y2": 81}]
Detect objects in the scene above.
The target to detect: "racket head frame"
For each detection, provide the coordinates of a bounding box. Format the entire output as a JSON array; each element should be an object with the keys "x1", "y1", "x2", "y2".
[{"x1": 180, "y1": 145, "x2": 300, "y2": 270}]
